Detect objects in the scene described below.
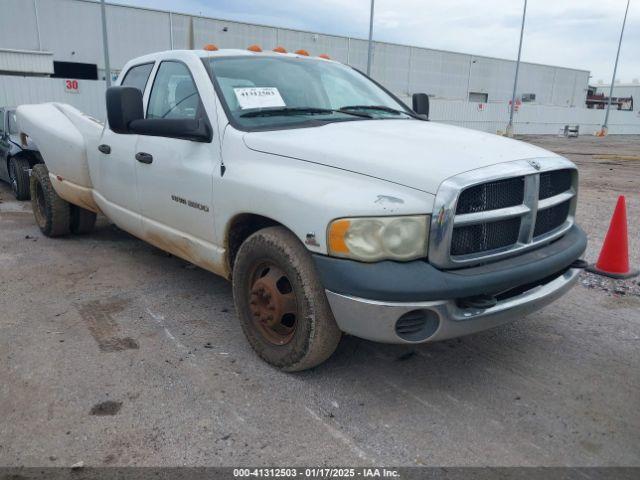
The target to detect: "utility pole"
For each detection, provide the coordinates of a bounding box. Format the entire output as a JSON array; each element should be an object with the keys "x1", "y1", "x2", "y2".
[
  {"x1": 506, "y1": 0, "x2": 527, "y2": 137},
  {"x1": 100, "y1": 0, "x2": 111, "y2": 87},
  {"x1": 366, "y1": 0, "x2": 375, "y2": 76},
  {"x1": 601, "y1": 0, "x2": 631, "y2": 136}
]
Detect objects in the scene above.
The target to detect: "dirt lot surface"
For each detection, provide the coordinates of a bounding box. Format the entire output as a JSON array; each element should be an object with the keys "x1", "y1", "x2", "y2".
[{"x1": 0, "y1": 135, "x2": 638, "y2": 467}]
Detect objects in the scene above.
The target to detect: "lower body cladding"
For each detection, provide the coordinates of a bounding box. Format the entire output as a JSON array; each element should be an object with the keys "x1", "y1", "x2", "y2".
[{"x1": 314, "y1": 225, "x2": 587, "y2": 344}]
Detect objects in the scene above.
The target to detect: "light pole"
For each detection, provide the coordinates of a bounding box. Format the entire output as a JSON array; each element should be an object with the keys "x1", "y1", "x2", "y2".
[
  {"x1": 601, "y1": 0, "x2": 631, "y2": 136},
  {"x1": 366, "y1": 0, "x2": 375, "y2": 76},
  {"x1": 506, "y1": 0, "x2": 527, "y2": 137},
  {"x1": 100, "y1": 0, "x2": 111, "y2": 87}
]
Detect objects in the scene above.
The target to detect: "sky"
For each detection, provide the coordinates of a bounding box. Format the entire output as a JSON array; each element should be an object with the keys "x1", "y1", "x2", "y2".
[{"x1": 112, "y1": 0, "x2": 639, "y2": 83}]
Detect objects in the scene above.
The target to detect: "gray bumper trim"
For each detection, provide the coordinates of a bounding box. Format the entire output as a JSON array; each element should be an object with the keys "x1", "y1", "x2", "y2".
[{"x1": 325, "y1": 268, "x2": 580, "y2": 344}]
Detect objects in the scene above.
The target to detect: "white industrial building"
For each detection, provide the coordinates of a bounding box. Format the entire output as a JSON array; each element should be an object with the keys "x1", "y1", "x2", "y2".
[{"x1": 1, "y1": 0, "x2": 639, "y2": 134}]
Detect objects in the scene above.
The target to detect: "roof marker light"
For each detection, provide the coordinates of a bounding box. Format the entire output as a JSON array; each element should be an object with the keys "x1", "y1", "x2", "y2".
[
  {"x1": 318, "y1": 54, "x2": 330, "y2": 60},
  {"x1": 294, "y1": 49, "x2": 310, "y2": 56},
  {"x1": 247, "y1": 44, "x2": 263, "y2": 52},
  {"x1": 203, "y1": 44, "x2": 218, "y2": 51},
  {"x1": 273, "y1": 46, "x2": 287, "y2": 53}
]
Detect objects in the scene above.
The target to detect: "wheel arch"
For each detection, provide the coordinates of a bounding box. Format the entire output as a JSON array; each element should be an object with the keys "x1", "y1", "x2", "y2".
[
  {"x1": 225, "y1": 213, "x2": 290, "y2": 274},
  {"x1": 7, "y1": 149, "x2": 41, "y2": 173}
]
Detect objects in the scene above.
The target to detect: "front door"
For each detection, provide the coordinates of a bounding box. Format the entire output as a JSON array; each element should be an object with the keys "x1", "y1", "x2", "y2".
[{"x1": 134, "y1": 60, "x2": 222, "y2": 273}]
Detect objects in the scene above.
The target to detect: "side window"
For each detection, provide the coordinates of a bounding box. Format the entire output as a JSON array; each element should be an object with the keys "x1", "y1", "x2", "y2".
[
  {"x1": 147, "y1": 61, "x2": 202, "y2": 120},
  {"x1": 8, "y1": 111, "x2": 18, "y2": 135},
  {"x1": 121, "y1": 63, "x2": 154, "y2": 93}
]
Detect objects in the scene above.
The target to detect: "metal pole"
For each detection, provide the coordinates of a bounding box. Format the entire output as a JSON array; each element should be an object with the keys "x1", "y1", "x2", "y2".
[
  {"x1": 33, "y1": 0, "x2": 42, "y2": 51},
  {"x1": 366, "y1": 0, "x2": 375, "y2": 76},
  {"x1": 169, "y1": 12, "x2": 174, "y2": 50},
  {"x1": 602, "y1": 0, "x2": 631, "y2": 134},
  {"x1": 100, "y1": 0, "x2": 111, "y2": 87},
  {"x1": 507, "y1": 0, "x2": 527, "y2": 136}
]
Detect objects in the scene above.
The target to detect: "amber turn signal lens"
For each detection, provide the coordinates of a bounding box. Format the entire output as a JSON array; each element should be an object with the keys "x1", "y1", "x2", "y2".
[
  {"x1": 247, "y1": 44, "x2": 263, "y2": 52},
  {"x1": 273, "y1": 46, "x2": 287, "y2": 53},
  {"x1": 294, "y1": 49, "x2": 310, "y2": 56},
  {"x1": 328, "y1": 219, "x2": 351, "y2": 254},
  {"x1": 203, "y1": 44, "x2": 218, "y2": 51}
]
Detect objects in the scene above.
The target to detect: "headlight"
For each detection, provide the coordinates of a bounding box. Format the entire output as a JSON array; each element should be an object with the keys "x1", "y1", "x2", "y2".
[{"x1": 327, "y1": 215, "x2": 429, "y2": 262}]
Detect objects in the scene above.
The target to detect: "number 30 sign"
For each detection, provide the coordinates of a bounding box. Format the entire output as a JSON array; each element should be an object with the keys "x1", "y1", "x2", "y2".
[{"x1": 65, "y1": 79, "x2": 80, "y2": 94}]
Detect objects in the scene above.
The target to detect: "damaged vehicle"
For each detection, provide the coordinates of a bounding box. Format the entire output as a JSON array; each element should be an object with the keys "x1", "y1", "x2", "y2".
[
  {"x1": 0, "y1": 107, "x2": 41, "y2": 200},
  {"x1": 17, "y1": 48, "x2": 587, "y2": 370}
]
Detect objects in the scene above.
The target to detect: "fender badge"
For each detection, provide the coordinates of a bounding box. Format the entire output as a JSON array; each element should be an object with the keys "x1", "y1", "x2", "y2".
[
  {"x1": 305, "y1": 233, "x2": 320, "y2": 247},
  {"x1": 527, "y1": 159, "x2": 541, "y2": 170}
]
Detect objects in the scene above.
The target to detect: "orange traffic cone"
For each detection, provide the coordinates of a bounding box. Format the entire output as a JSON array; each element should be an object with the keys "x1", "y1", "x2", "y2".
[{"x1": 587, "y1": 195, "x2": 638, "y2": 279}]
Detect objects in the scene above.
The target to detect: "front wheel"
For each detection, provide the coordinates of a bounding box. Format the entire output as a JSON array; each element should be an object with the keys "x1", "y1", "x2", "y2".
[{"x1": 232, "y1": 226, "x2": 342, "y2": 371}]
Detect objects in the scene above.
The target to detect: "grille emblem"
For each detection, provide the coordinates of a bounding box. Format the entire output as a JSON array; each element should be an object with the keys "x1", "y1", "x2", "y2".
[{"x1": 527, "y1": 159, "x2": 541, "y2": 170}]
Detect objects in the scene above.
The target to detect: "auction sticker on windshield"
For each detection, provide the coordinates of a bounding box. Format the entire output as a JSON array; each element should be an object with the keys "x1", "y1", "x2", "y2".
[{"x1": 234, "y1": 87, "x2": 286, "y2": 110}]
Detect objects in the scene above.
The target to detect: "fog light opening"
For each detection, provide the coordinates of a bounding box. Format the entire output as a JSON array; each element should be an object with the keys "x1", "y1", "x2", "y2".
[{"x1": 395, "y1": 310, "x2": 440, "y2": 342}]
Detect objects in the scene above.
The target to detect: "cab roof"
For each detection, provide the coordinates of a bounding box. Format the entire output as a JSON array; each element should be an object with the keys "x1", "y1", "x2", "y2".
[{"x1": 129, "y1": 48, "x2": 336, "y2": 64}]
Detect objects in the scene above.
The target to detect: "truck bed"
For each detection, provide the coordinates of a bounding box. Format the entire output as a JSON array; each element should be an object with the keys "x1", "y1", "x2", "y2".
[{"x1": 17, "y1": 103, "x2": 103, "y2": 212}]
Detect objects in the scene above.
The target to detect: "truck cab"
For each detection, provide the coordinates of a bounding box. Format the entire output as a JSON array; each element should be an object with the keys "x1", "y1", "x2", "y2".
[{"x1": 17, "y1": 48, "x2": 587, "y2": 370}]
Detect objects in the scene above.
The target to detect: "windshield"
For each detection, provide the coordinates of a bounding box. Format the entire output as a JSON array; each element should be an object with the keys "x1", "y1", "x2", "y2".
[
  {"x1": 8, "y1": 110, "x2": 18, "y2": 135},
  {"x1": 208, "y1": 56, "x2": 414, "y2": 130}
]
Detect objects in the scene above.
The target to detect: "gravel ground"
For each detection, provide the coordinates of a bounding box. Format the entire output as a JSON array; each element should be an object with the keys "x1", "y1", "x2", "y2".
[{"x1": 0, "y1": 134, "x2": 638, "y2": 467}]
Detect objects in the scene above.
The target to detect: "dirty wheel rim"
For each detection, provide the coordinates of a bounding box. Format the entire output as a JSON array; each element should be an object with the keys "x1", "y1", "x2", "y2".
[
  {"x1": 8, "y1": 161, "x2": 17, "y2": 195},
  {"x1": 248, "y1": 262, "x2": 298, "y2": 345}
]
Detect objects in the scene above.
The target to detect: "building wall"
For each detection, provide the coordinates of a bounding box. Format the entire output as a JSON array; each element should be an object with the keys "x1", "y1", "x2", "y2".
[
  {"x1": 596, "y1": 84, "x2": 640, "y2": 99},
  {"x1": 0, "y1": 0, "x2": 590, "y2": 107}
]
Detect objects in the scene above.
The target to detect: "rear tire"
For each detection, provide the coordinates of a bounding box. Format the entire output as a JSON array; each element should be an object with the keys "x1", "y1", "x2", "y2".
[
  {"x1": 30, "y1": 164, "x2": 70, "y2": 237},
  {"x1": 232, "y1": 226, "x2": 342, "y2": 371},
  {"x1": 70, "y1": 205, "x2": 97, "y2": 234},
  {"x1": 8, "y1": 156, "x2": 31, "y2": 201}
]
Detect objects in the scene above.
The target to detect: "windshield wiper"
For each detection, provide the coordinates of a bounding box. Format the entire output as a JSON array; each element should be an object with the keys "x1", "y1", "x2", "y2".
[
  {"x1": 340, "y1": 105, "x2": 420, "y2": 118},
  {"x1": 239, "y1": 107, "x2": 371, "y2": 118}
]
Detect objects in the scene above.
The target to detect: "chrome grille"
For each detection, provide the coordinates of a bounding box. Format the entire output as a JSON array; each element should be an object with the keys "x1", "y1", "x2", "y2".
[
  {"x1": 456, "y1": 177, "x2": 525, "y2": 214},
  {"x1": 539, "y1": 169, "x2": 572, "y2": 200},
  {"x1": 429, "y1": 158, "x2": 578, "y2": 269},
  {"x1": 451, "y1": 217, "x2": 521, "y2": 255},
  {"x1": 534, "y1": 200, "x2": 571, "y2": 238}
]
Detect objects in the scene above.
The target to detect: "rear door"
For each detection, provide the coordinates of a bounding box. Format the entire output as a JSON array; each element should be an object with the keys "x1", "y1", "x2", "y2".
[{"x1": 94, "y1": 62, "x2": 154, "y2": 235}]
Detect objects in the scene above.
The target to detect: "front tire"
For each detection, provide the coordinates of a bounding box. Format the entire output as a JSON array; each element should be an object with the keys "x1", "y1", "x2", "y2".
[
  {"x1": 232, "y1": 226, "x2": 342, "y2": 371},
  {"x1": 30, "y1": 164, "x2": 70, "y2": 237},
  {"x1": 8, "y1": 156, "x2": 31, "y2": 200}
]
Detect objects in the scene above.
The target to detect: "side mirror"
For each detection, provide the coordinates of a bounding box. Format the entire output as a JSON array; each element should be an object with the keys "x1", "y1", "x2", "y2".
[
  {"x1": 106, "y1": 86, "x2": 144, "y2": 134},
  {"x1": 106, "y1": 86, "x2": 212, "y2": 142},
  {"x1": 412, "y1": 93, "x2": 430, "y2": 119}
]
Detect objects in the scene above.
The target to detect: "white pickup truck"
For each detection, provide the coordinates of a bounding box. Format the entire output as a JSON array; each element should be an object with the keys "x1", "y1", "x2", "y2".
[{"x1": 17, "y1": 48, "x2": 587, "y2": 371}]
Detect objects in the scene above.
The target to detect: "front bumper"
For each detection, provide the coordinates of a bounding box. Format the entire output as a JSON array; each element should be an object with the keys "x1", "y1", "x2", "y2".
[
  {"x1": 325, "y1": 268, "x2": 580, "y2": 343},
  {"x1": 314, "y1": 225, "x2": 586, "y2": 344}
]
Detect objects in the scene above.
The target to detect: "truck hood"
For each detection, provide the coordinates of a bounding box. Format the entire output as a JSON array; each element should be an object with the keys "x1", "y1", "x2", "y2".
[{"x1": 243, "y1": 120, "x2": 560, "y2": 194}]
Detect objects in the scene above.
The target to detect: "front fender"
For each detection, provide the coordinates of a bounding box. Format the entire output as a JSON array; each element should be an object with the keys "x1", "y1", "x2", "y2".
[{"x1": 214, "y1": 129, "x2": 435, "y2": 255}]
